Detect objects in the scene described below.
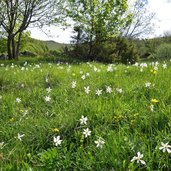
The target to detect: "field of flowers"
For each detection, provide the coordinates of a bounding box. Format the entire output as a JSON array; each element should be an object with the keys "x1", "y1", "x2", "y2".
[{"x1": 0, "y1": 60, "x2": 171, "y2": 170}]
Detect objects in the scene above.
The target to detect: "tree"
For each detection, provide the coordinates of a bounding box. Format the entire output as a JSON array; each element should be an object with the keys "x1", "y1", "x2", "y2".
[
  {"x1": 67, "y1": 0, "x2": 132, "y2": 59},
  {"x1": 0, "y1": 0, "x2": 64, "y2": 60},
  {"x1": 122, "y1": 0, "x2": 155, "y2": 38}
]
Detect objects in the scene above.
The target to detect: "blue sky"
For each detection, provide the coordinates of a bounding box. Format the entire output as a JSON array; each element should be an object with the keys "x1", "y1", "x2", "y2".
[{"x1": 29, "y1": 0, "x2": 171, "y2": 43}]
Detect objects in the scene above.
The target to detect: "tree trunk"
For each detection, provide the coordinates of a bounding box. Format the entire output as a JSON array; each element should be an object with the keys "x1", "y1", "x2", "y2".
[
  {"x1": 15, "y1": 32, "x2": 22, "y2": 60},
  {"x1": 88, "y1": 41, "x2": 93, "y2": 59},
  {"x1": 7, "y1": 35, "x2": 12, "y2": 60},
  {"x1": 11, "y1": 35, "x2": 16, "y2": 59}
]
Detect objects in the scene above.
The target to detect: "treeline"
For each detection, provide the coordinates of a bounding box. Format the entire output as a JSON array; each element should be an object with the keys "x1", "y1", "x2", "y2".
[
  {"x1": 0, "y1": 0, "x2": 170, "y2": 63},
  {"x1": 66, "y1": 35, "x2": 171, "y2": 64}
]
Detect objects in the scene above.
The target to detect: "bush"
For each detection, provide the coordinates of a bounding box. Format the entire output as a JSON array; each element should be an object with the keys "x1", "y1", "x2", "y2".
[
  {"x1": 154, "y1": 43, "x2": 171, "y2": 60},
  {"x1": 69, "y1": 37, "x2": 139, "y2": 64},
  {"x1": 112, "y1": 37, "x2": 139, "y2": 64}
]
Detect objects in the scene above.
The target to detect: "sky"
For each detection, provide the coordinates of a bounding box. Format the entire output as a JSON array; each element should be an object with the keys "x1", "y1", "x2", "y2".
[{"x1": 29, "y1": 0, "x2": 171, "y2": 43}]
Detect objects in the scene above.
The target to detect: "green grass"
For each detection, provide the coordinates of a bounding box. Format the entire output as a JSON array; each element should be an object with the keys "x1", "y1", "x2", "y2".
[{"x1": 0, "y1": 60, "x2": 171, "y2": 170}]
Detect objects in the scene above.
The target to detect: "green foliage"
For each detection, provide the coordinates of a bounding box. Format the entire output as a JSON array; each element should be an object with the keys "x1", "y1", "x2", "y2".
[
  {"x1": 68, "y1": 0, "x2": 132, "y2": 58},
  {"x1": 0, "y1": 38, "x2": 7, "y2": 53},
  {"x1": 113, "y1": 37, "x2": 139, "y2": 64},
  {"x1": 70, "y1": 37, "x2": 139, "y2": 64},
  {"x1": 154, "y1": 43, "x2": 171, "y2": 60},
  {"x1": 68, "y1": 0, "x2": 130, "y2": 40},
  {"x1": 20, "y1": 31, "x2": 32, "y2": 52}
]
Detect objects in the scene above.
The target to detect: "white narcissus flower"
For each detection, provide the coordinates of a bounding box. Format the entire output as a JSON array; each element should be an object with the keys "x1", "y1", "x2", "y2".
[
  {"x1": 140, "y1": 63, "x2": 147, "y2": 68},
  {"x1": 83, "y1": 128, "x2": 91, "y2": 138},
  {"x1": 134, "y1": 62, "x2": 139, "y2": 66},
  {"x1": 81, "y1": 75, "x2": 86, "y2": 80},
  {"x1": 17, "y1": 133, "x2": 25, "y2": 141},
  {"x1": 131, "y1": 152, "x2": 146, "y2": 165},
  {"x1": 45, "y1": 78, "x2": 49, "y2": 83},
  {"x1": 16, "y1": 98, "x2": 21, "y2": 103},
  {"x1": 84, "y1": 86, "x2": 90, "y2": 94},
  {"x1": 106, "y1": 86, "x2": 112, "y2": 93},
  {"x1": 72, "y1": 81, "x2": 76, "y2": 88},
  {"x1": 162, "y1": 63, "x2": 167, "y2": 69},
  {"x1": 149, "y1": 104, "x2": 154, "y2": 112},
  {"x1": 94, "y1": 66, "x2": 98, "y2": 72},
  {"x1": 44, "y1": 96, "x2": 51, "y2": 102},
  {"x1": 145, "y1": 82, "x2": 151, "y2": 88},
  {"x1": 53, "y1": 136, "x2": 62, "y2": 146},
  {"x1": 46, "y1": 87, "x2": 52, "y2": 93},
  {"x1": 95, "y1": 89, "x2": 103, "y2": 96},
  {"x1": 159, "y1": 142, "x2": 171, "y2": 153},
  {"x1": 80, "y1": 115, "x2": 88, "y2": 125},
  {"x1": 107, "y1": 65, "x2": 113, "y2": 72},
  {"x1": 116, "y1": 88, "x2": 123, "y2": 93},
  {"x1": 94, "y1": 138, "x2": 105, "y2": 148}
]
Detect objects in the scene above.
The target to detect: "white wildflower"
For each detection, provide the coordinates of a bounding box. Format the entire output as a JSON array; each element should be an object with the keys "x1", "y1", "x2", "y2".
[
  {"x1": 106, "y1": 86, "x2": 112, "y2": 93},
  {"x1": 16, "y1": 98, "x2": 21, "y2": 103},
  {"x1": 46, "y1": 87, "x2": 52, "y2": 93},
  {"x1": 86, "y1": 73, "x2": 90, "y2": 76},
  {"x1": 94, "y1": 138, "x2": 105, "y2": 148},
  {"x1": 107, "y1": 65, "x2": 113, "y2": 72},
  {"x1": 131, "y1": 152, "x2": 146, "y2": 165},
  {"x1": 116, "y1": 88, "x2": 123, "y2": 93},
  {"x1": 162, "y1": 63, "x2": 167, "y2": 69},
  {"x1": 154, "y1": 66, "x2": 158, "y2": 71},
  {"x1": 140, "y1": 63, "x2": 147, "y2": 68},
  {"x1": 80, "y1": 115, "x2": 88, "y2": 125},
  {"x1": 94, "y1": 66, "x2": 98, "y2": 72},
  {"x1": 150, "y1": 104, "x2": 154, "y2": 112},
  {"x1": 83, "y1": 128, "x2": 91, "y2": 138},
  {"x1": 159, "y1": 142, "x2": 171, "y2": 153},
  {"x1": 81, "y1": 75, "x2": 86, "y2": 80},
  {"x1": 95, "y1": 89, "x2": 103, "y2": 96},
  {"x1": 17, "y1": 133, "x2": 25, "y2": 141},
  {"x1": 145, "y1": 82, "x2": 151, "y2": 88},
  {"x1": 53, "y1": 136, "x2": 62, "y2": 146},
  {"x1": 44, "y1": 96, "x2": 51, "y2": 102},
  {"x1": 84, "y1": 86, "x2": 90, "y2": 94},
  {"x1": 134, "y1": 62, "x2": 139, "y2": 66},
  {"x1": 72, "y1": 81, "x2": 76, "y2": 88}
]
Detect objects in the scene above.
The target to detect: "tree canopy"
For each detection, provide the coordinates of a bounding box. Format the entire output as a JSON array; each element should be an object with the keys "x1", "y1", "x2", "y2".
[{"x1": 67, "y1": 0, "x2": 132, "y2": 58}]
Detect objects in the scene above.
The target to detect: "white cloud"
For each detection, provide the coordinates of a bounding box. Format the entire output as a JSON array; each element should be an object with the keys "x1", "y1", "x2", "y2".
[{"x1": 147, "y1": 0, "x2": 171, "y2": 36}]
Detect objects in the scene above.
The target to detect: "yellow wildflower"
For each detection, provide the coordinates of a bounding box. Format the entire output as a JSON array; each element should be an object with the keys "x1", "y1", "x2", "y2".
[
  {"x1": 10, "y1": 118, "x2": 16, "y2": 122},
  {"x1": 52, "y1": 128, "x2": 59, "y2": 132},
  {"x1": 151, "y1": 69, "x2": 157, "y2": 75},
  {"x1": 151, "y1": 98, "x2": 159, "y2": 103}
]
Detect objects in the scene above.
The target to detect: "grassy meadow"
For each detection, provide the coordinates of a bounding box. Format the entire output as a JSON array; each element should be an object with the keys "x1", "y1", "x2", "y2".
[{"x1": 0, "y1": 59, "x2": 171, "y2": 170}]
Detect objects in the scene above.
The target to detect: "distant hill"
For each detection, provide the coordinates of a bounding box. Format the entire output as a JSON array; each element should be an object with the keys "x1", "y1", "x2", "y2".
[
  {"x1": 29, "y1": 38, "x2": 70, "y2": 51},
  {"x1": 41, "y1": 40, "x2": 70, "y2": 51}
]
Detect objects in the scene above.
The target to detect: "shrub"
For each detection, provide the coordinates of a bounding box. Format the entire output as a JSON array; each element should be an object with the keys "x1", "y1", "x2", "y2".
[
  {"x1": 112, "y1": 37, "x2": 139, "y2": 64},
  {"x1": 154, "y1": 43, "x2": 171, "y2": 60},
  {"x1": 69, "y1": 37, "x2": 139, "y2": 64}
]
